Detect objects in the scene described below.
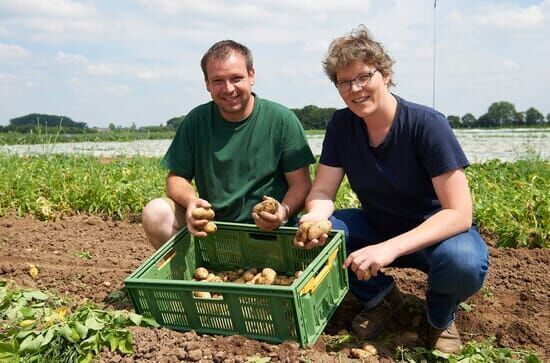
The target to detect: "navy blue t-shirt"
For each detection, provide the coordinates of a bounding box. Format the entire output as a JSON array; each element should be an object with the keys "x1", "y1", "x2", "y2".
[{"x1": 320, "y1": 95, "x2": 469, "y2": 239}]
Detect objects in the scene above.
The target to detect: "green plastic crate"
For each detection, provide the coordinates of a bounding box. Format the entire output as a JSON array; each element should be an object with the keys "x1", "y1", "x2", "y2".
[{"x1": 124, "y1": 221, "x2": 348, "y2": 346}]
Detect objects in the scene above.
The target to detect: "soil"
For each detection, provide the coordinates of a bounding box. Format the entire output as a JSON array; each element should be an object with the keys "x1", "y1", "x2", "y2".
[{"x1": 0, "y1": 213, "x2": 548, "y2": 362}]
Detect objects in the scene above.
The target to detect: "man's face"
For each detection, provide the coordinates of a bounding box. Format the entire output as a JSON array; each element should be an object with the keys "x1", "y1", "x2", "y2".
[{"x1": 204, "y1": 51, "x2": 255, "y2": 122}]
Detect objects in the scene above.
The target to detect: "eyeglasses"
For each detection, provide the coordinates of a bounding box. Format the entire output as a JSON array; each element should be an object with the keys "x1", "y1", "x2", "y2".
[{"x1": 336, "y1": 69, "x2": 378, "y2": 93}]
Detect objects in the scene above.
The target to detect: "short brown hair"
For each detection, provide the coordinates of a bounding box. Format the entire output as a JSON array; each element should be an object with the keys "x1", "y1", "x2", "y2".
[
  {"x1": 323, "y1": 25, "x2": 395, "y2": 88},
  {"x1": 200, "y1": 40, "x2": 253, "y2": 80}
]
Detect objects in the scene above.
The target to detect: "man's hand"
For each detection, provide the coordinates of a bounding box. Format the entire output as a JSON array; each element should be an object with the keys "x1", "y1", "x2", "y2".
[
  {"x1": 186, "y1": 198, "x2": 212, "y2": 237},
  {"x1": 252, "y1": 196, "x2": 288, "y2": 231}
]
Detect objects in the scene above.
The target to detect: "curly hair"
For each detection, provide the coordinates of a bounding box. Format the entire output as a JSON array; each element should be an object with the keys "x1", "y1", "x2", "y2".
[
  {"x1": 323, "y1": 25, "x2": 395, "y2": 88},
  {"x1": 200, "y1": 40, "x2": 253, "y2": 79}
]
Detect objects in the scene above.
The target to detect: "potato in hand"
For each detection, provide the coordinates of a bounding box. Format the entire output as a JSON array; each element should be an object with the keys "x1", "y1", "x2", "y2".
[
  {"x1": 191, "y1": 207, "x2": 215, "y2": 220},
  {"x1": 295, "y1": 220, "x2": 332, "y2": 245},
  {"x1": 252, "y1": 196, "x2": 279, "y2": 215}
]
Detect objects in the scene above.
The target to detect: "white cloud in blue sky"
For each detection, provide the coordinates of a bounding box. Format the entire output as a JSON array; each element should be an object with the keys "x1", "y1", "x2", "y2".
[{"x1": 0, "y1": 0, "x2": 548, "y2": 127}]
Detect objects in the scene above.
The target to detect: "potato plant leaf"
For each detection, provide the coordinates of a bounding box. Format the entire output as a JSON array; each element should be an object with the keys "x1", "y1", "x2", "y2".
[{"x1": 19, "y1": 333, "x2": 43, "y2": 353}]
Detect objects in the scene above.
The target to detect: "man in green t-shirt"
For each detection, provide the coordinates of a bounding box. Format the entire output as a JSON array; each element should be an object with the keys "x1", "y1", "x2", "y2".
[{"x1": 142, "y1": 40, "x2": 315, "y2": 249}]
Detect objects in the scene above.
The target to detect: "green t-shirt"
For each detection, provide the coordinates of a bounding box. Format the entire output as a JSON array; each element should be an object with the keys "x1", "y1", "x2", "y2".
[{"x1": 162, "y1": 95, "x2": 315, "y2": 223}]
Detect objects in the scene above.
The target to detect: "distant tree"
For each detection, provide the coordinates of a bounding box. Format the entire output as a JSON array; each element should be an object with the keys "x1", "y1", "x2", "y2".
[
  {"x1": 5, "y1": 113, "x2": 88, "y2": 133},
  {"x1": 108, "y1": 123, "x2": 117, "y2": 131},
  {"x1": 547, "y1": 113, "x2": 550, "y2": 123},
  {"x1": 447, "y1": 115, "x2": 461, "y2": 128},
  {"x1": 525, "y1": 107, "x2": 544, "y2": 125},
  {"x1": 478, "y1": 101, "x2": 517, "y2": 127},
  {"x1": 167, "y1": 115, "x2": 185, "y2": 130},
  {"x1": 292, "y1": 105, "x2": 336, "y2": 130},
  {"x1": 515, "y1": 112, "x2": 525, "y2": 126},
  {"x1": 130, "y1": 122, "x2": 137, "y2": 131},
  {"x1": 461, "y1": 113, "x2": 477, "y2": 128}
]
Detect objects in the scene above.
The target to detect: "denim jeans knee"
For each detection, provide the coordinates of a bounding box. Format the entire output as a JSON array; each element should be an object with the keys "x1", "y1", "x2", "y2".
[{"x1": 426, "y1": 228, "x2": 489, "y2": 328}]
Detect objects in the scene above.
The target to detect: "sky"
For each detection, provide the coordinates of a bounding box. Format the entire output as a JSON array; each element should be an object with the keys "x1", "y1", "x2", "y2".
[{"x1": 1, "y1": 0, "x2": 549, "y2": 128}]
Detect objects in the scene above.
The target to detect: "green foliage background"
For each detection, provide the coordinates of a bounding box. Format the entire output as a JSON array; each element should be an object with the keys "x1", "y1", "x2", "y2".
[{"x1": 0, "y1": 154, "x2": 547, "y2": 248}]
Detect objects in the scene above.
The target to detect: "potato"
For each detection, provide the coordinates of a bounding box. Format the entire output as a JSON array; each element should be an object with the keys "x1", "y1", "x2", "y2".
[
  {"x1": 191, "y1": 207, "x2": 215, "y2": 220},
  {"x1": 274, "y1": 276, "x2": 292, "y2": 286},
  {"x1": 307, "y1": 220, "x2": 332, "y2": 240},
  {"x1": 194, "y1": 267, "x2": 209, "y2": 280},
  {"x1": 295, "y1": 221, "x2": 314, "y2": 243},
  {"x1": 252, "y1": 196, "x2": 279, "y2": 215},
  {"x1": 255, "y1": 276, "x2": 273, "y2": 285},
  {"x1": 294, "y1": 270, "x2": 303, "y2": 278},
  {"x1": 242, "y1": 268, "x2": 258, "y2": 282},
  {"x1": 261, "y1": 268, "x2": 277, "y2": 282},
  {"x1": 246, "y1": 272, "x2": 262, "y2": 284},
  {"x1": 203, "y1": 221, "x2": 217, "y2": 234},
  {"x1": 193, "y1": 291, "x2": 211, "y2": 298}
]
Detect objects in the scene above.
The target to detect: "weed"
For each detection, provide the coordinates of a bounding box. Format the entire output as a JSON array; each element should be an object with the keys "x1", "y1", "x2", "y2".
[{"x1": 76, "y1": 251, "x2": 93, "y2": 260}]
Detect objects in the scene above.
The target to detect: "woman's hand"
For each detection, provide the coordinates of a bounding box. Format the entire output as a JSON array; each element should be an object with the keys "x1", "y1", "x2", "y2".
[{"x1": 343, "y1": 242, "x2": 399, "y2": 280}]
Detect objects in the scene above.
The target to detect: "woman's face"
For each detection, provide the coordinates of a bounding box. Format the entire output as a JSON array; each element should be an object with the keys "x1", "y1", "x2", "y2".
[{"x1": 335, "y1": 61, "x2": 391, "y2": 120}]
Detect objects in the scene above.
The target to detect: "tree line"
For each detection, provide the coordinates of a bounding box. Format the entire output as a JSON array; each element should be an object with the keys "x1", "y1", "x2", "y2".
[
  {"x1": 447, "y1": 101, "x2": 549, "y2": 128},
  {"x1": 2, "y1": 102, "x2": 549, "y2": 134}
]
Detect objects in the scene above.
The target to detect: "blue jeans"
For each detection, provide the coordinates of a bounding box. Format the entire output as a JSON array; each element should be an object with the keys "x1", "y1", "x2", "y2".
[{"x1": 331, "y1": 209, "x2": 489, "y2": 329}]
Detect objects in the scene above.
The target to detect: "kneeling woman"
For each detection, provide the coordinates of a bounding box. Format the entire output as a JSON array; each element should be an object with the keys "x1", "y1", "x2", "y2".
[{"x1": 296, "y1": 25, "x2": 489, "y2": 354}]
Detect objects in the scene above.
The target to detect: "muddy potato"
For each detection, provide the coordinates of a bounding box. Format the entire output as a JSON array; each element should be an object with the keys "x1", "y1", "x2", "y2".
[
  {"x1": 191, "y1": 207, "x2": 215, "y2": 220},
  {"x1": 252, "y1": 196, "x2": 279, "y2": 215},
  {"x1": 294, "y1": 270, "x2": 303, "y2": 278},
  {"x1": 307, "y1": 220, "x2": 332, "y2": 241},
  {"x1": 295, "y1": 221, "x2": 314, "y2": 243},
  {"x1": 203, "y1": 221, "x2": 217, "y2": 234},
  {"x1": 194, "y1": 267, "x2": 209, "y2": 280}
]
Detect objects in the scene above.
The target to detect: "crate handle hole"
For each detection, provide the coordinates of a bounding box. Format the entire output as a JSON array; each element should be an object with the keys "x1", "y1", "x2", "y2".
[{"x1": 248, "y1": 233, "x2": 277, "y2": 241}]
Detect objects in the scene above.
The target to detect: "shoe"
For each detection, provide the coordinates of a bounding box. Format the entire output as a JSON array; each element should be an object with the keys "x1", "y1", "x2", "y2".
[
  {"x1": 351, "y1": 285, "x2": 405, "y2": 339},
  {"x1": 429, "y1": 321, "x2": 462, "y2": 354}
]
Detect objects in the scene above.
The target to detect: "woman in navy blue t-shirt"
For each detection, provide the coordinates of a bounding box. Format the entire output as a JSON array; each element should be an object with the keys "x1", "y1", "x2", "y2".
[{"x1": 294, "y1": 25, "x2": 489, "y2": 354}]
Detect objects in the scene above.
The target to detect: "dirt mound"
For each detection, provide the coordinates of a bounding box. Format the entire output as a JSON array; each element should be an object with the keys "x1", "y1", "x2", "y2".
[{"x1": 1, "y1": 214, "x2": 548, "y2": 362}]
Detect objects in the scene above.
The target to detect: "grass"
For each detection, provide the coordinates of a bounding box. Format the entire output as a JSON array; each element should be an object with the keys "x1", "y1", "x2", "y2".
[{"x1": 0, "y1": 153, "x2": 548, "y2": 248}]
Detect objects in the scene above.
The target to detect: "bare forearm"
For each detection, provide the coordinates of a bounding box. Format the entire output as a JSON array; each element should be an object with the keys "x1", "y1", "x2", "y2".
[
  {"x1": 166, "y1": 173, "x2": 198, "y2": 208},
  {"x1": 386, "y1": 208, "x2": 472, "y2": 257},
  {"x1": 305, "y1": 191, "x2": 335, "y2": 219}
]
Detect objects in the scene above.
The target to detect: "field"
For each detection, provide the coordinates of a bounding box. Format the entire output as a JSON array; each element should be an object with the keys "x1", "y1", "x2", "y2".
[{"x1": 1, "y1": 154, "x2": 548, "y2": 362}]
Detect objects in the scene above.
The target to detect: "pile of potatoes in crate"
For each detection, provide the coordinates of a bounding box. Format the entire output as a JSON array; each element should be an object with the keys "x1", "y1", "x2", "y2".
[{"x1": 192, "y1": 266, "x2": 303, "y2": 299}]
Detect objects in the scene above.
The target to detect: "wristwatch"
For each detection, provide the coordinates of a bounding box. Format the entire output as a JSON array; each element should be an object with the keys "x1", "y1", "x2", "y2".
[{"x1": 281, "y1": 203, "x2": 290, "y2": 225}]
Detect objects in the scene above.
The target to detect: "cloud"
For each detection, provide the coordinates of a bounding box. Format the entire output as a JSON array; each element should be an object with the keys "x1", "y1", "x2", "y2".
[
  {"x1": 0, "y1": 0, "x2": 97, "y2": 18},
  {"x1": 0, "y1": 43, "x2": 29, "y2": 58},
  {"x1": 104, "y1": 84, "x2": 131, "y2": 95},
  {"x1": 56, "y1": 51, "x2": 87, "y2": 64},
  {"x1": 0, "y1": 73, "x2": 17, "y2": 82},
  {"x1": 475, "y1": 4, "x2": 545, "y2": 29},
  {"x1": 86, "y1": 63, "x2": 118, "y2": 76}
]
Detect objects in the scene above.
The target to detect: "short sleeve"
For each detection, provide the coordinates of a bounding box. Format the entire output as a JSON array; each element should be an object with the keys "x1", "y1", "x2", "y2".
[
  {"x1": 162, "y1": 116, "x2": 195, "y2": 180},
  {"x1": 416, "y1": 112, "x2": 469, "y2": 178},
  {"x1": 280, "y1": 111, "x2": 315, "y2": 172},
  {"x1": 319, "y1": 114, "x2": 342, "y2": 167}
]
